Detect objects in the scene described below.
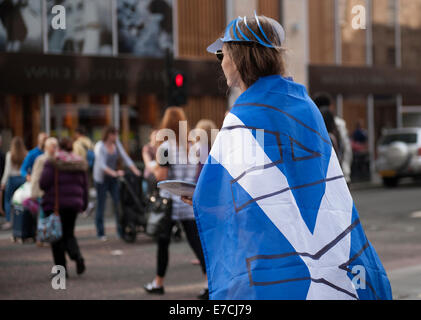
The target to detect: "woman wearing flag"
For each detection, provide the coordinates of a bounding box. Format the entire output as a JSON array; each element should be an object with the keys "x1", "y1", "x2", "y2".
[{"x1": 184, "y1": 14, "x2": 392, "y2": 300}]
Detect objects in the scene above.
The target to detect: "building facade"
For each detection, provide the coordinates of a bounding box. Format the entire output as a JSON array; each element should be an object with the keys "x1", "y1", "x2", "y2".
[
  {"x1": 1, "y1": 0, "x2": 421, "y2": 179},
  {"x1": 0, "y1": 0, "x2": 232, "y2": 159},
  {"x1": 308, "y1": 0, "x2": 421, "y2": 179}
]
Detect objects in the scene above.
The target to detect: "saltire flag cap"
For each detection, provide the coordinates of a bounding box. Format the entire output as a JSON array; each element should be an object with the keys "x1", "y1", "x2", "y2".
[{"x1": 207, "y1": 12, "x2": 286, "y2": 54}]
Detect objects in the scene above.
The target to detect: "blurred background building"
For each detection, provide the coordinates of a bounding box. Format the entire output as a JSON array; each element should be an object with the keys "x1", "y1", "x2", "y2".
[{"x1": 0, "y1": 0, "x2": 421, "y2": 180}]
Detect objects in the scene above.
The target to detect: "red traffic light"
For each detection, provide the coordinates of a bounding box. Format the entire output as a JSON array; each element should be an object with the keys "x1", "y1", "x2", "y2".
[{"x1": 175, "y1": 74, "x2": 184, "y2": 87}]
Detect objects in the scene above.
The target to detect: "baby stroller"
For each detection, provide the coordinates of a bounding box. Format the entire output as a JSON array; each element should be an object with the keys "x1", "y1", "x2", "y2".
[
  {"x1": 118, "y1": 165, "x2": 184, "y2": 243},
  {"x1": 118, "y1": 168, "x2": 148, "y2": 243}
]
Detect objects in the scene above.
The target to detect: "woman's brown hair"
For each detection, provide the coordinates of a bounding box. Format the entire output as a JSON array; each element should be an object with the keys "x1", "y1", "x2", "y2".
[
  {"x1": 10, "y1": 137, "x2": 27, "y2": 167},
  {"x1": 59, "y1": 137, "x2": 73, "y2": 152},
  {"x1": 102, "y1": 126, "x2": 118, "y2": 142},
  {"x1": 194, "y1": 119, "x2": 218, "y2": 150},
  {"x1": 224, "y1": 16, "x2": 286, "y2": 88},
  {"x1": 158, "y1": 107, "x2": 190, "y2": 147}
]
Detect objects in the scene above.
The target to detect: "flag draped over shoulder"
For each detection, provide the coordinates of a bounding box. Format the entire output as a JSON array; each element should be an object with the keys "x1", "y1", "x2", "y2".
[{"x1": 192, "y1": 75, "x2": 392, "y2": 300}]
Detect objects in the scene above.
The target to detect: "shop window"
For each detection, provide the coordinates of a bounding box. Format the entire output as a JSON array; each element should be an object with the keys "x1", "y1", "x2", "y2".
[
  {"x1": 50, "y1": 94, "x2": 112, "y2": 143},
  {"x1": 119, "y1": 94, "x2": 161, "y2": 161},
  {"x1": 0, "y1": 94, "x2": 41, "y2": 151},
  {"x1": 341, "y1": 0, "x2": 367, "y2": 66}
]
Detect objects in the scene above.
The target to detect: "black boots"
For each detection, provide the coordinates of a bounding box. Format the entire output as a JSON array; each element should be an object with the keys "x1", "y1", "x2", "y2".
[{"x1": 76, "y1": 258, "x2": 85, "y2": 275}]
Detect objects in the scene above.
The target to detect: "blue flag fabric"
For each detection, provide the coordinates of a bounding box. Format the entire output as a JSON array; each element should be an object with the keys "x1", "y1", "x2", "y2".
[{"x1": 193, "y1": 75, "x2": 392, "y2": 300}]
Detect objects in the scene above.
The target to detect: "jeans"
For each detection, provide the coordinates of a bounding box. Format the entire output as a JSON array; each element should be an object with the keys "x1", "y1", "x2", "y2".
[
  {"x1": 4, "y1": 176, "x2": 25, "y2": 222},
  {"x1": 95, "y1": 176, "x2": 122, "y2": 237},
  {"x1": 50, "y1": 209, "x2": 83, "y2": 269}
]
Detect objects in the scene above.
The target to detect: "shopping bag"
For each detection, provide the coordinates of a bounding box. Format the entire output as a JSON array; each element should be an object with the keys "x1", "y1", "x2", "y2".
[{"x1": 37, "y1": 207, "x2": 62, "y2": 243}]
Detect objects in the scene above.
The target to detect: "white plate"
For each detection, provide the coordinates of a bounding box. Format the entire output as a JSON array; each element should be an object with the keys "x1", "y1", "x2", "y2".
[{"x1": 157, "y1": 180, "x2": 197, "y2": 197}]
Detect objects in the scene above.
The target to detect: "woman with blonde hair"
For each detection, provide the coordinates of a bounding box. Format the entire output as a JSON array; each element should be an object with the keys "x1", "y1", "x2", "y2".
[
  {"x1": 144, "y1": 107, "x2": 208, "y2": 299},
  {"x1": 194, "y1": 119, "x2": 218, "y2": 151},
  {"x1": 1, "y1": 137, "x2": 27, "y2": 230},
  {"x1": 30, "y1": 137, "x2": 59, "y2": 200},
  {"x1": 191, "y1": 119, "x2": 218, "y2": 181}
]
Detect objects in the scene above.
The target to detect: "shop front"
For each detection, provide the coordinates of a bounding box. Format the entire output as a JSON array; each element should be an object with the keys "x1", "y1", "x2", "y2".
[
  {"x1": 0, "y1": 52, "x2": 226, "y2": 159},
  {"x1": 309, "y1": 64, "x2": 421, "y2": 181}
]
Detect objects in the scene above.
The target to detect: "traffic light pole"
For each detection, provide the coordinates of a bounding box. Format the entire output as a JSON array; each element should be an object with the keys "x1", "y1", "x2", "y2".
[
  {"x1": 164, "y1": 48, "x2": 187, "y2": 107},
  {"x1": 165, "y1": 48, "x2": 174, "y2": 109}
]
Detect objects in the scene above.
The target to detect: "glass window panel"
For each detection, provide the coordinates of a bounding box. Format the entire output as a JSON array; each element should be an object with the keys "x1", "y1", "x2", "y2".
[
  {"x1": 119, "y1": 93, "x2": 161, "y2": 160},
  {"x1": 47, "y1": 0, "x2": 113, "y2": 55},
  {"x1": 379, "y1": 133, "x2": 417, "y2": 145},
  {"x1": 342, "y1": 95, "x2": 370, "y2": 181},
  {"x1": 308, "y1": 0, "x2": 335, "y2": 64},
  {"x1": 341, "y1": 0, "x2": 367, "y2": 66},
  {"x1": 400, "y1": 0, "x2": 421, "y2": 68},
  {"x1": 372, "y1": 0, "x2": 396, "y2": 66},
  {"x1": 0, "y1": 94, "x2": 41, "y2": 150},
  {"x1": 0, "y1": 0, "x2": 42, "y2": 53},
  {"x1": 117, "y1": 0, "x2": 173, "y2": 57},
  {"x1": 374, "y1": 95, "x2": 397, "y2": 144},
  {"x1": 50, "y1": 94, "x2": 113, "y2": 142}
]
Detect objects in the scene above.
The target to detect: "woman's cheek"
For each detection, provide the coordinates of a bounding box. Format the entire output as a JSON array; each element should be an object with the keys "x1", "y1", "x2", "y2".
[{"x1": 222, "y1": 67, "x2": 232, "y2": 87}]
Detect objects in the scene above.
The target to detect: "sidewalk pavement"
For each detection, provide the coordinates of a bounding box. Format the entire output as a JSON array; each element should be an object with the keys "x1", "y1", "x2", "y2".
[
  {"x1": 0, "y1": 216, "x2": 207, "y2": 300},
  {"x1": 2, "y1": 183, "x2": 421, "y2": 300},
  {"x1": 389, "y1": 265, "x2": 421, "y2": 300}
]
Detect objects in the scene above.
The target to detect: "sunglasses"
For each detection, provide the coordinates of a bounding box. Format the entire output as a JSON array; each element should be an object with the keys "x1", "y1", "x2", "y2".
[{"x1": 216, "y1": 50, "x2": 224, "y2": 62}]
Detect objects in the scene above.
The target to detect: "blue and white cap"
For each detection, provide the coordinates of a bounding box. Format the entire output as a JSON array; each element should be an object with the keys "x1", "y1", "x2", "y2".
[{"x1": 207, "y1": 13, "x2": 285, "y2": 53}]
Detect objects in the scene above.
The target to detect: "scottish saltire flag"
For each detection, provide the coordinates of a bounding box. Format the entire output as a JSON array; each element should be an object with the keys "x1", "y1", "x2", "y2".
[{"x1": 192, "y1": 75, "x2": 392, "y2": 300}]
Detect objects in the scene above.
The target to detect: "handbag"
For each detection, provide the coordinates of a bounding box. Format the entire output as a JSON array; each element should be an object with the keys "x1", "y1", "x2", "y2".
[
  {"x1": 23, "y1": 198, "x2": 39, "y2": 215},
  {"x1": 12, "y1": 182, "x2": 31, "y2": 206},
  {"x1": 145, "y1": 190, "x2": 172, "y2": 239},
  {"x1": 36, "y1": 166, "x2": 62, "y2": 243}
]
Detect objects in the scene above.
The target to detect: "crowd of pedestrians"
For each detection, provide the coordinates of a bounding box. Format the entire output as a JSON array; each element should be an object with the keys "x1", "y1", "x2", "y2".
[
  {"x1": 0, "y1": 113, "x2": 217, "y2": 299},
  {"x1": 0, "y1": 100, "x2": 359, "y2": 299},
  {"x1": 0, "y1": 100, "x2": 362, "y2": 300}
]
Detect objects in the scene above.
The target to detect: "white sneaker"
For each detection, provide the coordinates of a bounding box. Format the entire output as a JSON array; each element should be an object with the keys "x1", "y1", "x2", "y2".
[
  {"x1": 99, "y1": 236, "x2": 108, "y2": 242},
  {"x1": 86, "y1": 202, "x2": 95, "y2": 215},
  {"x1": 1, "y1": 222, "x2": 12, "y2": 230},
  {"x1": 144, "y1": 279, "x2": 164, "y2": 294},
  {"x1": 82, "y1": 202, "x2": 95, "y2": 218}
]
